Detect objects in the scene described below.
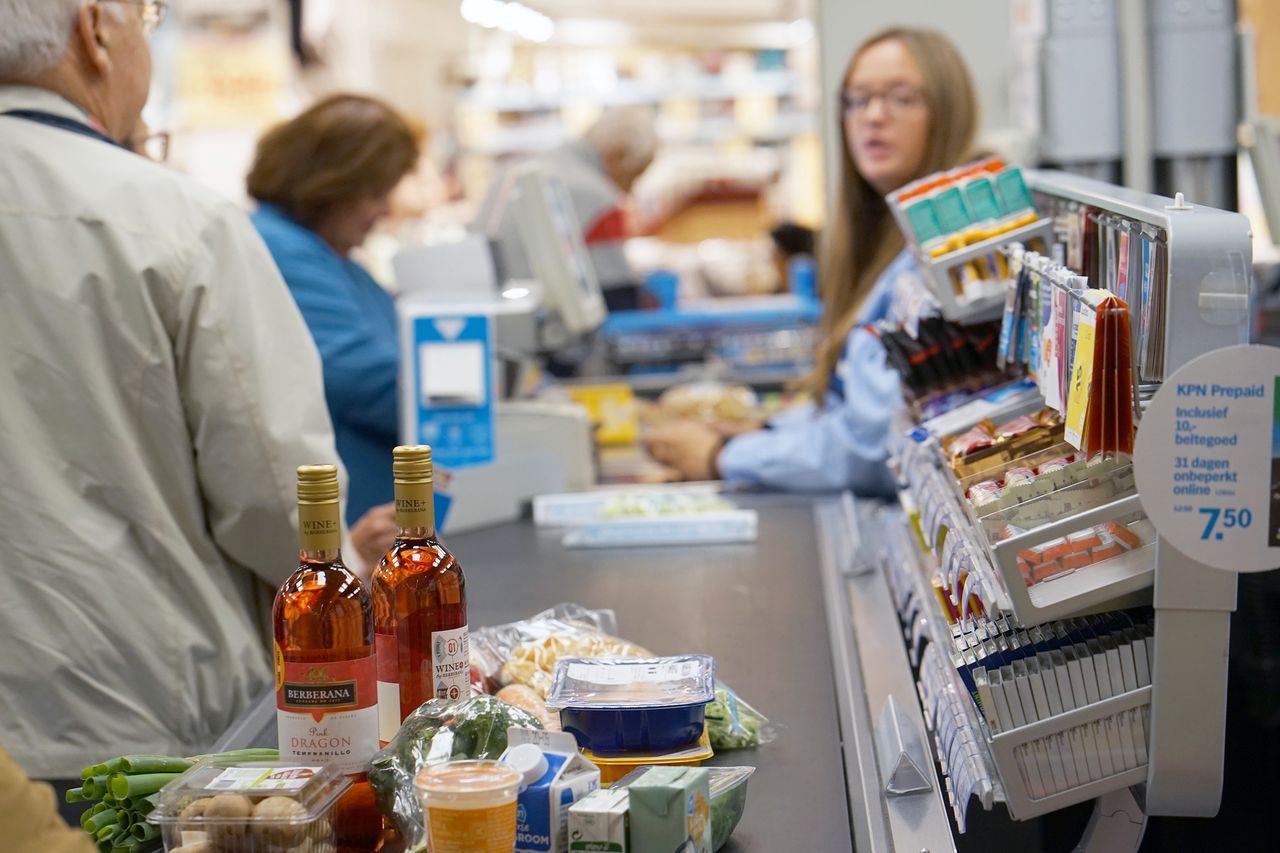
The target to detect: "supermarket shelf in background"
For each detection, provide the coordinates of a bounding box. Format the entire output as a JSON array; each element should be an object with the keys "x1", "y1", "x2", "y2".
[
  {"x1": 457, "y1": 70, "x2": 803, "y2": 113},
  {"x1": 460, "y1": 113, "x2": 818, "y2": 156}
]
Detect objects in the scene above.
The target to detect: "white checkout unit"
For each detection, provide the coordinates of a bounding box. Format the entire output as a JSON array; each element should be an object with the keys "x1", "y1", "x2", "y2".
[{"x1": 392, "y1": 164, "x2": 605, "y2": 532}]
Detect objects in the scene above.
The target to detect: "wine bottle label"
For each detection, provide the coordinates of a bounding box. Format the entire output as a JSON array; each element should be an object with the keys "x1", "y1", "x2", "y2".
[
  {"x1": 375, "y1": 632, "x2": 401, "y2": 746},
  {"x1": 394, "y1": 480, "x2": 435, "y2": 531},
  {"x1": 298, "y1": 502, "x2": 341, "y2": 552},
  {"x1": 276, "y1": 652, "x2": 378, "y2": 777},
  {"x1": 431, "y1": 624, "x2": 471, "y2": 702}
]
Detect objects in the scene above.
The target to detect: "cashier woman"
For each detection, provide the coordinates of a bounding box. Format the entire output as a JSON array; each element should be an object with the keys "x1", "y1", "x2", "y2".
[{"x1": 647, "y1": 28, "x2": 978, "y2": 494}]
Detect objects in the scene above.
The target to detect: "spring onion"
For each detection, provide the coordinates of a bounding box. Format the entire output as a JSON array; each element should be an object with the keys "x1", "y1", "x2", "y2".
[
  {"x1": 83, "y1": 808, "x2": 118, "y2": 834},
  {"x1": 190, "y1": 747, "x2": 280, "y2": 762},
  {"x1": 77, "y1": 748, "x2": 278, "y2": 853},
  {"x1": 80, "y1": 802, "x2": 107, "y2": 827},
  {"x1": 108, "y1": 772, "x2": 181, "y2": 800},
  {"x1": 118, "y1": 755, "x2": 194, "y2": 775},
  {"x1": 130, "y1": 822, "x2": 159, "y2": 843},
  {"x1": 82, "y1": 775, "x2": 109, "y2": 799}
]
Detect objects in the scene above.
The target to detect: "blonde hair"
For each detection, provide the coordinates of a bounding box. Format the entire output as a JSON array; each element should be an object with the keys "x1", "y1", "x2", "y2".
[{"x1": 801, "y1": 27, "x2": 978, "y2": 397}]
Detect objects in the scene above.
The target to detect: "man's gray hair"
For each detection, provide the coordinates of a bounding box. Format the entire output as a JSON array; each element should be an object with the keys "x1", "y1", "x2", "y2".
[
  {"x1": 585, "y1": 107, "x2": 659, "y2": 174},
  {"x1": 0, "y1": 0, "x2": 112, "y2": 79}
]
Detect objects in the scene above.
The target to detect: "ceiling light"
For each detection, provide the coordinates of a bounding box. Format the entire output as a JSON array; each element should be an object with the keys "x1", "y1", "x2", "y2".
[{"x1": 460, "y1": 0, "x2": 555, "y2": 44}]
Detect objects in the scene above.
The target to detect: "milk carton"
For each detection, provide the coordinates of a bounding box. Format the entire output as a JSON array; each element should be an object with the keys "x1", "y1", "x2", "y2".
[
  {"x1": 568, "y1": 787, "x2": 630, "y2": 852},
  {"x1": 503, "y1": 728, "x2": 602, "y2": 853},
  {"x1": 627, "y1": 766, "x2": 711, "y2": 853}
]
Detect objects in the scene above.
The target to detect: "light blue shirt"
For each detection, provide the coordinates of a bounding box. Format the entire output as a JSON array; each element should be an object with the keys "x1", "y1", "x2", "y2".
[{"x1": 718, "y1": 250, "x2": 920, "y2": 496}]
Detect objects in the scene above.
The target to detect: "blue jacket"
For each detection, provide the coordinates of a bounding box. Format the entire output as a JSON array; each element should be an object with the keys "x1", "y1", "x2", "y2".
[
  {"x1": 251, "y1": 204, "x2": 400, "y2": 525},
  {"x1": 718, "y1": 250, "x2": 921, "y2": 496}
]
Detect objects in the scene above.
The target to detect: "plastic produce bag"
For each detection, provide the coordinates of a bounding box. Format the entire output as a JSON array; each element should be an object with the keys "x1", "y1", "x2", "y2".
[
  {"x1": 471, "y1": 603, "x2": 652, "y2": 697},
  {"x1": 367, "y1": 695, "x2": 543, "y2": 847},
  {"x1": 705, "y1": 682, "x2": 776, "y2": 750},
  {"x1": 709, "y1": 765, "x2": 756, "y2": 851},
  {"x1": 471, "y1": 603, "x2": 617, "y2": 684},
  {"x1": 655, "y1": 382, "x2": 760, "y2": 424}
]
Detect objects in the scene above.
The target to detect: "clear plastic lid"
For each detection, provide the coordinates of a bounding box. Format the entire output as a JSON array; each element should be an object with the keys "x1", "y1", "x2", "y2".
[
  {"x1": 610, "y1": 765, "x2": 755, "y2": 795},
  {"x1": 150, "y1": 760, "x2": 350, "y2": 825},
  {"x1": 545, "y1": 655, "x2": 716, "y2": 710},
  {"x1": 708, "y1": 765, "x2": 756, "y2": 797}
]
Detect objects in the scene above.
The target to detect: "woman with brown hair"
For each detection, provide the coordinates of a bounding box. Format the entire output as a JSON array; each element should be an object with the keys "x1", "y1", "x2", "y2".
[
  {"x1": 249, "y1": 94, "x2": 420, "y2": 526},
  {"x1": 647, "y1": 27, "x2": 978, "y2": 492}
]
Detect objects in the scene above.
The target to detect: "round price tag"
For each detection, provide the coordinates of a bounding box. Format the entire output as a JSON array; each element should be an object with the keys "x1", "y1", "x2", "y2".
[{"x1": 1134, "y1": 344, "x2": 1280, "y2": 573}]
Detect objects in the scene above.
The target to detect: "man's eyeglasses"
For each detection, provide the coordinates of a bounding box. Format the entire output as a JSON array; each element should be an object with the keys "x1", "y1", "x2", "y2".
[
  {"x1": 101, "y1": 0, "x2": 169, "y2": 36},
  {"x1": 841, "y1": 86, "x2": 927, "y2": 118},
  {"x1": 133, "y1": 130, "x2": 170, "y2": 163}
]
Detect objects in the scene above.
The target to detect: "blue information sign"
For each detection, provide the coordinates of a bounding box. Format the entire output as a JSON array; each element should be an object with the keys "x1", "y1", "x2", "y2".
[{"x1": 407, "y1": 313, "x2": 496, "y2": 468}]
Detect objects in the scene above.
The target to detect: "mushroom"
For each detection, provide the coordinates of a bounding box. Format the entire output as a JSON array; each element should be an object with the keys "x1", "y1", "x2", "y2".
[
  {"x1": 251, "y1": 795, "x2": 309, "y2": 848},
  {"x1": 168, "y1": 844, "x2": 213, "y2": 853},
  {"x1": 202, "y1": 793, "x2": 254, "y2": 847},
  {"x1": 176, "y1": 798, "x2": 211, "y2": 835}
]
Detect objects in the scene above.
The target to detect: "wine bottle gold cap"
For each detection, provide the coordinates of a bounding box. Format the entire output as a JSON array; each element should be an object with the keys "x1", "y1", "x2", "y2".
[
  {"x1": 392, "y1": 445, "x2": 433, "y2": 483},
  {"x1": 297, "y1": 464, "x2": 340, "y2": 503}
]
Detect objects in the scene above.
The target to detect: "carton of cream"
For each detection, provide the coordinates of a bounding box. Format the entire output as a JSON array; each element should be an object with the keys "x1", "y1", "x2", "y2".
[{"x1": 503, "y1": 727, "x2": 601, "y2": 853}]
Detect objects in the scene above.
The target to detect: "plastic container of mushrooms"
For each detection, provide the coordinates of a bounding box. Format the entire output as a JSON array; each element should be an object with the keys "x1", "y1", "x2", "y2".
[{"x1": 148, "y1": 760, "x2": 350, "y2": 853}]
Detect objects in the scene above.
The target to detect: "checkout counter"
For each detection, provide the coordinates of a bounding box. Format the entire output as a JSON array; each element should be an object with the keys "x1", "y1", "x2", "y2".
[
  {"x1": 214, "y1": 490, "x2": 1107, "y2": 852},
  {"x1": 218, "y1": 493, "x2": 870, "y2": 852}
]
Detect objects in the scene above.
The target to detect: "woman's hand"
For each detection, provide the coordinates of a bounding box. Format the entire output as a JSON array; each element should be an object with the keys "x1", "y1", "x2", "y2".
[
  {"x1": 644, "y1": 420, "x2": 728, "y2": 482},
  {"x1": 711, "y1": 419, "x2": 765, "y2": 439},
  {"x1": 351, "y1": 503, "x2": 398, "y2": 574}
]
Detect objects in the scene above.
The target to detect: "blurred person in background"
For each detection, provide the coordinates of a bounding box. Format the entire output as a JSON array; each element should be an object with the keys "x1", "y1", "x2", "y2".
[
  {"x1": 0, "y1": 0, "x2": 389, "y2": 815},
  {"x1": 647, "y1": 28, "x2": 978, "y2": 492},
  {"x1": 248, "y1": 95, "x2": 421, "y2": 528},
  {"x1": 479, "y1": 107, "x2": 659, "y2": 312},
  {"x1": 770, "y1": 221, "x2": 817, "y2": 294}
]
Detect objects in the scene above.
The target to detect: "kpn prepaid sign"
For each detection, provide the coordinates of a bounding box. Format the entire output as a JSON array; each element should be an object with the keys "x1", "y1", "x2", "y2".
[{"x1": 1134, "y1": 344, "x2": 1280, "y2": 573}]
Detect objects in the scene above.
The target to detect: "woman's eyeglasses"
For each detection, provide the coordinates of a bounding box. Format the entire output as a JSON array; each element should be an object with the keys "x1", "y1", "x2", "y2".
[{"x1": 841, "y1": 87, "x2": 926, "y2": 118}]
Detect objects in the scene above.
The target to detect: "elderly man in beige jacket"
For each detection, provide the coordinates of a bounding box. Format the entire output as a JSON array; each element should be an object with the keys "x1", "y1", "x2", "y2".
[{"x1": 0, "y1": 0, "x2": 393, "y2": 811}]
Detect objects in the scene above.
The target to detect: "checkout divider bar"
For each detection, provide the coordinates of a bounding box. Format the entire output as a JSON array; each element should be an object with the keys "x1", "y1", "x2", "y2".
[{"x1": 816, "y1": 495, "x2": 957, "y2": 853}]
